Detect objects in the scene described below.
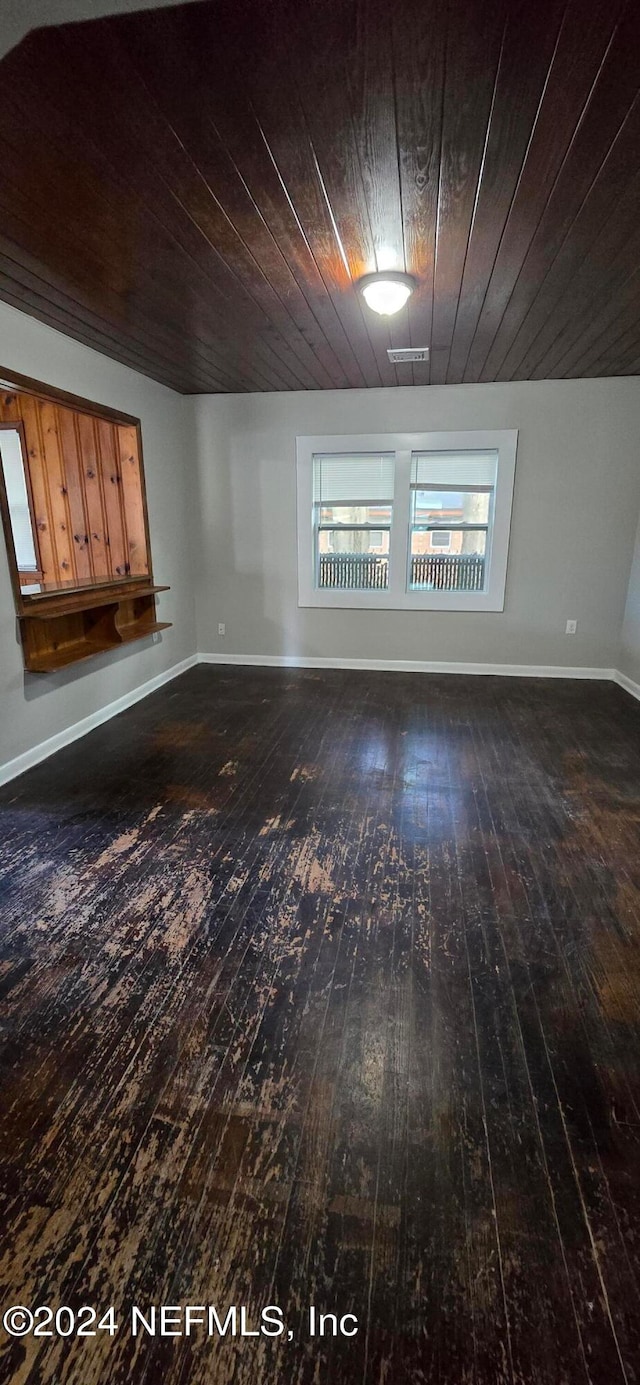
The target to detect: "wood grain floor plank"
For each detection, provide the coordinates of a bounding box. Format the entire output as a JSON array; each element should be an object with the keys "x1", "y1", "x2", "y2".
[{"x1": 0, "y1": 667, "x2": 639, "y2": 1384}]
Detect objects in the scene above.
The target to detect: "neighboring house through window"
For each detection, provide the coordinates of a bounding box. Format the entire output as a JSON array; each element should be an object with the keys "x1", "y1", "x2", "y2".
[{"x1": 296, "y1": 430, "x2": 518, "y2": 611}]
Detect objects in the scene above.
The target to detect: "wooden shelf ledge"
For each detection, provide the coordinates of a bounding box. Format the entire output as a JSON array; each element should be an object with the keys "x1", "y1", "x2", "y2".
[
  {"x1": 118, "y1": 620, "x2": 172, "y2": 645},
  {"x1": 22, "y1": 582, "x2": 169, "y2": 616},
  {"x1": 19, "y1": 584, "x2": 171, "y2": 673}
]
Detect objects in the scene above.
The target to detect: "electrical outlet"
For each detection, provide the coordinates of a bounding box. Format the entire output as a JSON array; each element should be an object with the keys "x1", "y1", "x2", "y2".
[
  {"x1": 565, "y1": 619, "x2": 577, "y2": 635},
  {"x1": 218, "y1": 622, "x2": 226, "y2": 636}
]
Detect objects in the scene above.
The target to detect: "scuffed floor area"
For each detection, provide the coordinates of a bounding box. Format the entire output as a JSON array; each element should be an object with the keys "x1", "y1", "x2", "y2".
[{"x1": 0, "y1": 666, "x2": 639, "y2": 1384}]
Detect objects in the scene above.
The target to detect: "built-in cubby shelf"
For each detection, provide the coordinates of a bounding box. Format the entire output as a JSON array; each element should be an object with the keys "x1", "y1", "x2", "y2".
[
  {"x1": 19, "y1": 581, "x2": 170, "y2": 673},
  {"x1": 0, "y1": 368, "x2": 171, "y2": 676}
]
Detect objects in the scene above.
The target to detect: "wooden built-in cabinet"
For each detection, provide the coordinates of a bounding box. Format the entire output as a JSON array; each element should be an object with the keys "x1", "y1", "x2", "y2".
[
  {"x1": 19, "y1": 579, "x2": 171, "y2": 674},
  {"x1": 0, "y1": 368, "x2": 170, "y2": 673}
]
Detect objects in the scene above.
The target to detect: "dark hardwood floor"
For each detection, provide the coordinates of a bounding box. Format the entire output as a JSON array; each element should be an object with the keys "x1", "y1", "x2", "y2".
[{"x1": 1, "y1": 666, "x2": 639, "y2": 1385}]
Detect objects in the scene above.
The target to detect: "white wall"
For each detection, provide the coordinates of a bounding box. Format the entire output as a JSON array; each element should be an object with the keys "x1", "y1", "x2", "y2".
[
  {"x1": 2, "y1": 310, "x2": 638, "y2": 782},
  {"x1": 0, "y1": 300, "x2": 197, "y2": 771},
  {"x1": 192, "y1": 377, "x2": 640, "y2": 672},
  {"x1": 620, "y1": 511, "x2": 640, "y2": 686}
]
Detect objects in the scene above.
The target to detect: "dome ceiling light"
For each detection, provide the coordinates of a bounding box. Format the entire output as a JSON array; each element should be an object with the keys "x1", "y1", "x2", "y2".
[{"x1": 358, "y1": 271, "x2": 416, "y2": 316}]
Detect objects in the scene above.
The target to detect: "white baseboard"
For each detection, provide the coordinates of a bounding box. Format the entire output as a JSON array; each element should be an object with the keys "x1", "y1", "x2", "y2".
[
  {"x1": 1, "y1": 651, "x2": 636, "y2": 789},
  {"x1": 199, "y1": 651, "x2": 616, "y2": 681},
  {"x1": 0, "y1": 654, "x2": 198, "y2": 788},
  {"x1": 614, "y1": 669, "x2": 640, "y2": 703}
]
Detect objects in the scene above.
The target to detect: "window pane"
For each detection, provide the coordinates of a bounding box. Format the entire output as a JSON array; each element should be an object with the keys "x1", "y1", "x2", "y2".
[
  {"x1": 410, "y1": 527, "x2": 486, "y2": 557},
  {"x1": 458, "y1": 530, "x2": 487, "y2": 556},
  {"x1": 412, "y1": 489, "x2": 491, "y2": 525},
  {"x1": 411, "y1": 450, "x2": 498, "y2": 488},
  {"x1": 313, "y1": 453, "x2": 394, "y2": 504},
  {"x1": 319, "y1": 529, "x2": 390, "y2": 556},
  {"x1": 319, "y1": 504, "x2": 392, "y2": 526},
  {"x1": 317, "y1": 529, "x2": 389, "y2": 589},
  {"x1": 409, "y1": 527, "x2": 486, "y2": 591},
  {"x1": 0, "y1": 428, "x2": 39, "y2": 571}
]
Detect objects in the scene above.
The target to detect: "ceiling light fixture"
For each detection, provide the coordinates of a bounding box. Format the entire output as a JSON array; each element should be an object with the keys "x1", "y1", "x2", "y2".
[{"x1": 358, "y1": 271, "x2": 416, "y2": 316}]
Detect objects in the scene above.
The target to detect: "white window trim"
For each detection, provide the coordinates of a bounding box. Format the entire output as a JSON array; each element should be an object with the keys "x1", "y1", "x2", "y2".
[{"x1": 296, "y1": 429, "x2": 518, "y2": 612}]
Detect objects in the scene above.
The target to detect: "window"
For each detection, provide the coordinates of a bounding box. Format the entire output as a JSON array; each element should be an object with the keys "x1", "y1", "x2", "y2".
[
  {"x1": 429, "y1": 529, "x2": 452, "y2": 550},
  {"x1": 313, "y1": 453, "x2": 394, "y2": 591},
  {"x1": 297, "y1": 430, "x2": 517, "y2": 611},
  {"x1": 0, "y1": 425, "x2": 41, "y2": 587},
  {"x1": 408, "y1": 450, "x2": 496, "y2": 593},
  {"x1": 0, "y1": 372, "x2": 151, "y2": 597}
]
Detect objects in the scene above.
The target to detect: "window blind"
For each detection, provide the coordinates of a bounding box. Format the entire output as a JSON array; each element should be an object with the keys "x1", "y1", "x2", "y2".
[
  {"x1": 411, "y1": 450, "x2": 498, "y2": 488},
  {"x1": 313, "y1": 454, "x2": 395, "y2": 504}
]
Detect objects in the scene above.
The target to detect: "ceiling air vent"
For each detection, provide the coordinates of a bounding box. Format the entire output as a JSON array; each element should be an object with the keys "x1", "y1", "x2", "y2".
[{"x1": 386, "y1": 347, "x2": 430, "y2": 364}]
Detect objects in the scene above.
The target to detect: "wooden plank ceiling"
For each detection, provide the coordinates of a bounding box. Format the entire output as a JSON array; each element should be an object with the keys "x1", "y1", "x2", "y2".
[{"x1": 0, "y1": 0, "x2": 639, "y2": 394}]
